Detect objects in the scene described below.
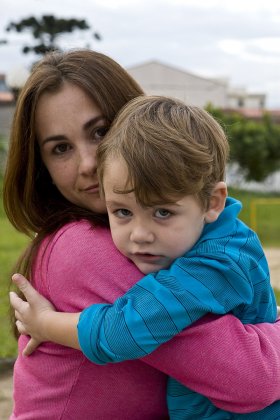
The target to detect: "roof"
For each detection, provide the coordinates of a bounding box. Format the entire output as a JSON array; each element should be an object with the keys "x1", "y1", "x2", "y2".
[
  {"x1": 0, "y1": 91, "x2": 14, "y2": 103},
  {"x1": 127, "y1": 59, "x2": 228, "y2": 87},
  {"x1": 224, "y1": 108, "x2": 280, "y2": 122}
]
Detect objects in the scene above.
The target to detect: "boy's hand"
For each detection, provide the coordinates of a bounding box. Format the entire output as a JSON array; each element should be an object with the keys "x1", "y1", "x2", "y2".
[{"x1": 9, "y1": 273, "x2": 56, "y2": 356}]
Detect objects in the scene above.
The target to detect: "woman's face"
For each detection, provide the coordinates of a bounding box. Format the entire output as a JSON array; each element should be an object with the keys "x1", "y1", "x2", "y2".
[{"x1": 35, "y1": 82, "x2": 108, "y2": 213}]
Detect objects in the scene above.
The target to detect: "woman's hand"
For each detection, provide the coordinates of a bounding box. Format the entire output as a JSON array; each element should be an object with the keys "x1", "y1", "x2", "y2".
[{"x1": 10, "y1": 273, "x2": 56, "y2": 356}]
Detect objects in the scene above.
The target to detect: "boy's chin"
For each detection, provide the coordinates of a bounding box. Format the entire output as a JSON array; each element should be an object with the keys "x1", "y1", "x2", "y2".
[{"x1": 133, "y1": 260, "x2": 169, "y2": 275}]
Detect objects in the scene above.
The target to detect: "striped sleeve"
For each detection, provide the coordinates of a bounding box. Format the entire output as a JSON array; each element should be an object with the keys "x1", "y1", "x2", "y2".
[{"x1": 77, "y1": 253, "x2": 255, "y2": 364}]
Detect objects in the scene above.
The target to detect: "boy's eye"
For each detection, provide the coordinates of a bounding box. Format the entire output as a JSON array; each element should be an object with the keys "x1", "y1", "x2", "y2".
[
  {"x1": 155, "y1": 209, "x2": 171, "y2": 219},
  {"x1": 114, "y1": 208, "x2": 132, "y2": 218},
  {"x1": 53, "y1": 143, "x2": 71, "y2": 154}
]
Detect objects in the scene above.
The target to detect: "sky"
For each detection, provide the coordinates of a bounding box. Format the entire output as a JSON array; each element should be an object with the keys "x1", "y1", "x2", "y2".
[{"x1": 0, "y1": 0, "x2": 280, "y2": 108}]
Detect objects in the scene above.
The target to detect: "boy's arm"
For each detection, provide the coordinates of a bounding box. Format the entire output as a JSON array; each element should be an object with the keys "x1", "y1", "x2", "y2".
[
  {"x1": 77, "y1": 254, "x2": 255, "y2": 364},
  {"x1": 10, "y1": 274, "x2": 280, "y2": 412}
]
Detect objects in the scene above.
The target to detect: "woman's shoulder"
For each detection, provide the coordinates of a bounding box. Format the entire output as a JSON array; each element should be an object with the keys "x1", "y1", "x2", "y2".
[
  {"x1": 34, "y1": 219, "x2": 142, "y2": 307},
  {"x1": 41, "y1": 220, "x2": 111, "y2": 253},
  {"x1": 34, "y1": 220, "x2": 111, "y2": 288},
  {"x1": 54, "y1": 219, "x2": 110, "y2": 240},
  {"x1": 36, "y1": 220, "x2": 117, "y2": 277}
]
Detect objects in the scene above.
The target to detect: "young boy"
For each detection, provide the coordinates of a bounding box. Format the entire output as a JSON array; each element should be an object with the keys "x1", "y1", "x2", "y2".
[{"x1": 77, "y1": 96, "x2": 279, "y2": 418}]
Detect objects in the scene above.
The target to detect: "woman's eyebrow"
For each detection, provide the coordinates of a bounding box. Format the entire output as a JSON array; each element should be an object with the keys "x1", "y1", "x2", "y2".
[
  {"x1": 41, "y1": 134, "x2": 67, "y2": 145},
  {"x1": 41, "y1": 116, "x2": 106, "y2": 145},
  {"x1": 83, "y1": 115, "x2": 106, "y2": 131}
]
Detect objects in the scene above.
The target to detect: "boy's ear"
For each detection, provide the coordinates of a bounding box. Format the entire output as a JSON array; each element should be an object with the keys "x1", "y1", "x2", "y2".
[{"x1": 204, "y1": 182, "x2": 227, "y2": 223}]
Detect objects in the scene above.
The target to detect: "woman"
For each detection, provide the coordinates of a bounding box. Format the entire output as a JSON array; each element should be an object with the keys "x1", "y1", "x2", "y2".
[{"x1": 4, "y1": 49, "x2": 280, "y2": 419}]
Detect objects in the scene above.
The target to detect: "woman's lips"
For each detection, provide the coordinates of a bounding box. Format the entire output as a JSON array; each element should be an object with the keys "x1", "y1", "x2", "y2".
[{"x1": 83, "y1": 185, "x2": 99, "y2": 194}]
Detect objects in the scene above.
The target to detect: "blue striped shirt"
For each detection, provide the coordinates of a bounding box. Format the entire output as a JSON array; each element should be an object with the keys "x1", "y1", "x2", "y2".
[{"x1": 78, "y1": 197, "x2": 279, "y2": 418}]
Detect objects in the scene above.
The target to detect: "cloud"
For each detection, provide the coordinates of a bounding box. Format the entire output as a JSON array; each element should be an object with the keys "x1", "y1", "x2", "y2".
[{"x1": 0, "y1": 0, "x2": 280, "y2": 107}]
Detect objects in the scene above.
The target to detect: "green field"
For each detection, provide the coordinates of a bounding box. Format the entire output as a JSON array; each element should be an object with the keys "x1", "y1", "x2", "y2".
[
  {"x1": 228, "y1": 188, "x2": 280, "y2": 247},
  {"x1": 1, "y1": 180, "x2": 280, "y2": 357},
  {"x1": 0, "y1": 182, "x2": 30, "y2": 357}
]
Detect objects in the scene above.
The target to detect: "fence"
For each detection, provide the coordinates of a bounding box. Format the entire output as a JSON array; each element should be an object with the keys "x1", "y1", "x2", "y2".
[{"x1": 250, "y1": 198, "x2": 280, "y2": 234}]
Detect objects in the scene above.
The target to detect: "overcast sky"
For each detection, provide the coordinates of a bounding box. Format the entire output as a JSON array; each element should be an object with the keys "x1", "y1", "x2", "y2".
[{"x1": 1, "y1": 0, "x2": 280, "y2": 108}]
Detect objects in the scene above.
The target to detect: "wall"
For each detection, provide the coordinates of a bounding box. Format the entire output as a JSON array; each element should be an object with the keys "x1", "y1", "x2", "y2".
[
  {"x1": 127, "y1": 61, "x2": 228, "y2": 108},
  {"x1": 0, "y1": 104, "x2": 15, "y2": 141}
]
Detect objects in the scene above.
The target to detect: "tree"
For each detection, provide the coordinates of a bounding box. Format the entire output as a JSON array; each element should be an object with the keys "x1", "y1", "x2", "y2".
[
  {"x1": 206, "y1": 105, "x2": 280, "y2": 182},
  {"x1": 5, "y1": 15, "x2": 101, "y2": 56}
]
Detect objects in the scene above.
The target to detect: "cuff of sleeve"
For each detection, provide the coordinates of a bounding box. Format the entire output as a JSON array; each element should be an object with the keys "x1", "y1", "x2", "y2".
[{"x1": 77, "y1": 304, "x2": 108, "y2": 364}]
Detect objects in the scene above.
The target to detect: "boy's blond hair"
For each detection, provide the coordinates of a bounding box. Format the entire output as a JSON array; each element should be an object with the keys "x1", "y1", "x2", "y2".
[{"x1": 97, "y1": 95, "x2": 229, "y2": 210}]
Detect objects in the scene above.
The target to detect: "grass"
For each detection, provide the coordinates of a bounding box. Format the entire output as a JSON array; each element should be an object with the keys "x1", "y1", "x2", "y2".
[
  {"x1": 228, "y1": 187, "x2": 280, "y2": 247},
  {"x1": 275, "y1": 289, "x2": 280, "y2": 305},
  {"x1": 0, "y1": 180, "x2": 280, "y2": 357},
  {"x1": 0, "y1": 207, "x2": 29, "y2": 357}
]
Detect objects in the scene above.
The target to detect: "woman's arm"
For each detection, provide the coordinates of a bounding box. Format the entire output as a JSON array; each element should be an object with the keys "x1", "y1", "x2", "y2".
[
  {"x1": 143, "y1": 313, "x2": 280, "y2": 413},
  {"x1": 10, "y1": 273, "x2": 280, "y2": 413},
  {"x1": 10, "y1": 275, "x2": 80, "y2": 354}
]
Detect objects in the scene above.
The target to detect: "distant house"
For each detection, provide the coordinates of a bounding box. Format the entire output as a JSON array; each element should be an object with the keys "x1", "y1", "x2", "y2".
[
  {"x1": 127, "y1": 60, "x2": 266, "y2": 110},
  {"x1": 0, "y1": 74, "x2": 14, "y2": 103},
  {"x1": 227, "y1": 87, "x2": 265, "y2": 110},
  {"x1": 0, "y1": 74, "x2": 14, "y2": 140}
]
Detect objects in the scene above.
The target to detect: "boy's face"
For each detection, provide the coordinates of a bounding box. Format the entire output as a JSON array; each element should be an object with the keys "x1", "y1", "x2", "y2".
[{"x1": 103, "y1": 157, "x2": 210, "y2": 274}]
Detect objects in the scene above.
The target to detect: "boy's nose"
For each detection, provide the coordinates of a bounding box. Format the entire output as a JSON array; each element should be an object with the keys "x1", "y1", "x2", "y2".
[{"x1": 130, "y1": 226, "x2": 154, "y2": 243}]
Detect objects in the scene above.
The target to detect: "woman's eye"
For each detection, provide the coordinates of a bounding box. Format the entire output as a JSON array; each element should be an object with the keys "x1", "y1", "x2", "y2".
[
  {"x1": 115, "y1": 209, "x2": 132, "y2": 218},
  {"x1": 91, "y1": 126, "x2": 109, "y2": 142},
  {"x1": 53, "y1": 143, "x2": 71, "y2": 154},
  {"x1": 155, "y1": 209, "x2": 171, "y2": 219}
]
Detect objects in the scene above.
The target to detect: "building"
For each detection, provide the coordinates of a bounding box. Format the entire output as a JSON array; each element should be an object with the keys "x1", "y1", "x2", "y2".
[
  {"x1": 227, "y1": 87, "x2": 265, "y2": 110},
  {"x1": 0, "y1": 74, "x2": 14, "y2": 141},
  {"x1": 127, "y1": 60, "x2": 266, "y2": 110},
  {"x1": 0, "y1": 74, "x2": 14, "y2": 103}
]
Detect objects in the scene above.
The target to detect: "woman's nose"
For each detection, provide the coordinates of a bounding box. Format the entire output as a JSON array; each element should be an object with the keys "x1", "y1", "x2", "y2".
[{"x1": 78, "y1": 148, "x2": 97, "y2": 175}]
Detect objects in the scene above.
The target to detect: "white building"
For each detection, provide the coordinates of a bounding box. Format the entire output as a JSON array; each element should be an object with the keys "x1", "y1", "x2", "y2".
[
  {"x1": 227, "y1": 88, "x2": 266, "y2": 110},
  {"x1": 127, "y1": 60, "x2": 266, "y2": 110}
]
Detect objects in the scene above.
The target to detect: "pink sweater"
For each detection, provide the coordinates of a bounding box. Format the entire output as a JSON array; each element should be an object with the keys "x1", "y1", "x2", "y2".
[{"x1": 11, "y1": 221, "x2": 280, "y2": 419}]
